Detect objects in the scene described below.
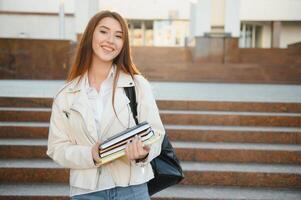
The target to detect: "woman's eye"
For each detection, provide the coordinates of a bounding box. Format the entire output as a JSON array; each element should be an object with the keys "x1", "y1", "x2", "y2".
[
  {"x1": 100, "y1": 30, "x2": 107, "y2": 34},
  {"x1": 115, "y1": 35, "x2": 122, "y2": 39}
]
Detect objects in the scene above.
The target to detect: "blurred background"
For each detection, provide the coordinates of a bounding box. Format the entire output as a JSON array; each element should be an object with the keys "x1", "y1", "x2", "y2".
[{"x1": 0, "y1": 1, "x2": 301, "y2": 200}]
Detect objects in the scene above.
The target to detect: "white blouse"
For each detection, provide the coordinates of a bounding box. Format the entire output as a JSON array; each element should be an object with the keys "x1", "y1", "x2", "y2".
[{"x1": 84, "y1": 67, "x2": 115, "y2": 140}]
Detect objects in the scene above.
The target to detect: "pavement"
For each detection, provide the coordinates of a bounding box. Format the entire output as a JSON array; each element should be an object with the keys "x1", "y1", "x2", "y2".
[{"x1": 0, "y1": 80, "x2": 301, "y2": 102}]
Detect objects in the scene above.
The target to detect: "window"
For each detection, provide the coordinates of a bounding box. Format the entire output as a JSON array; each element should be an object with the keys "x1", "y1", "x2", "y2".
[
  {"x1": 127, "y1": 19, "x2": 188, "y2": 46},
  {"x1": 239, "y1": 23, "x2": 262, "y2": 48},
  {"x1": 128, "y1": 20, "x2": 153, "y2": 46}
]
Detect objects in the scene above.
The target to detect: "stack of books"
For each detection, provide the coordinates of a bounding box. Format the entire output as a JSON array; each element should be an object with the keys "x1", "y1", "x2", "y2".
[{"x1": 97, "y1": 121, "x2": 160, "y2": 165}]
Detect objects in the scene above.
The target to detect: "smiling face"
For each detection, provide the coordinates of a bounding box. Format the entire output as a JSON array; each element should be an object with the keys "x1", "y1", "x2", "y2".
[{"x1": 92, "y1": 17, "x2": 124, "y2": 63}]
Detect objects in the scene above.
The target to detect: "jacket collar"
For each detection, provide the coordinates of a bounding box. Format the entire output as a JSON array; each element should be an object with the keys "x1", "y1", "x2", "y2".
[{"x1": 67, "y1": 67, "x2": 135, "y2": 94}]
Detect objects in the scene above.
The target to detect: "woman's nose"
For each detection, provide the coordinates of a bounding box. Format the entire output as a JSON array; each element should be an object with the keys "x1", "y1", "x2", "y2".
[{"x1": 106, "y1": 33, "x2": 114, "y2": 43}]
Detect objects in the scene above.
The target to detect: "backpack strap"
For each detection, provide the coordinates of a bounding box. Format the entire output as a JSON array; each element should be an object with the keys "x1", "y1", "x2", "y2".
[{"x1": 124, "y1": 86, "x2": 138, "y2": 125}]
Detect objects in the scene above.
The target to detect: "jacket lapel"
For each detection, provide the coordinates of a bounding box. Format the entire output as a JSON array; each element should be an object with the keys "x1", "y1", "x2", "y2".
[{"x1": 69, "y1": 77, "x2": 98, "y2": 144}]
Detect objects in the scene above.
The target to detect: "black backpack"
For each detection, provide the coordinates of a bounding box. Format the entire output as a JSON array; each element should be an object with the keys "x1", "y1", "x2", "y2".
[{"x1": 124, "y1": 86, "x2": 184, "y2": 196}]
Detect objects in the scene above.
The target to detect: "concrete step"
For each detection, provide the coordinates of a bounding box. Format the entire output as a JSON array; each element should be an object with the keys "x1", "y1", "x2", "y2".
[
  {"x1": 0, "y1": 122, "x2": 49, "y2": 139},
  {"x1": 1, "y1": 122, "x2": 301, "y2": 144},
  {"x1": 181, "y1": 161, "x2": 301, "y2": 188},
  {"x1": 1, "y1": 97, "x2": 301, "y2": 113},
  {"x1": 0, "y1": 159, "x2": 67, "y2": 183},
  {"x1": 0, "y1": 108, "x2": 51, "y2": 122},
  {"x1": 1, "y1": 108, "x2": 301, "y2": 127},
  {"x1": 161, "y1": 110, "x2": 301, "y2": 127},
  {"x1": 166, "y1": 124, "x2": 301, "y2": 144},
  {"x1": 1, "y1": 139, "x2": 301, "y2": 164},
  {"x1": 0, "y1": 97, "x2": 52, "y2": 108},
  {"x1": 155, "y1": 185, "x2": 301, "y2": 200},
  {"x1": 174, "y1": 141, "x2": 301, "y2": 164},
  {"x1": 0, "y1": 183, "x2": 68, "y2": 200},
  {"x1": 1, "y1": 184, "x2": 301, "y2": 200},
  {"x1": 1, "y1": 159, "x2": 300, "y2": 188},
  {"x1": 0, "y1": 139, "x2": 47, "y2": 159},
  {"x1": 157, "y1": 100, "x2": 301, "y2": 113}
]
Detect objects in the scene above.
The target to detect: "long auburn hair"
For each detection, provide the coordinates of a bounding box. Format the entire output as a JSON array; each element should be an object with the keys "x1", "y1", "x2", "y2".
[{"x1": 68, "y1": 10, "x2": 140, "y2": 120}]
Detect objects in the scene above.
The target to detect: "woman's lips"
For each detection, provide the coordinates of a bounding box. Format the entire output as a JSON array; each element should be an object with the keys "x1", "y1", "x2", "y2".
[{"x1": 101, "y1": 45, "x2": 114, "y2": 52}]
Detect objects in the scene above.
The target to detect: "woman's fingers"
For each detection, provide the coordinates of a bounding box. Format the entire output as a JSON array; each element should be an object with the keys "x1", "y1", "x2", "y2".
[
  {"x1": 137, "y1": 136, "x2": 149, "y2": 155},
  {"x1": 125, "y1": 139, "x2": 134, "y2": 160},
  {"x1": 133, "y1": 135, "x2": 140, "y2": 158},
  {"x1": 125, "y1": 140, "x2": 129, "y2": 159},
  {"x1": 131, "y1": 136, "x2": 139, "y2": 159},
  {"x1": 125, "y1": 136, "x2": 150, "y2": 161},
  {"x1": 92, "y1": 142, "x2": 101, "y2": 163}
]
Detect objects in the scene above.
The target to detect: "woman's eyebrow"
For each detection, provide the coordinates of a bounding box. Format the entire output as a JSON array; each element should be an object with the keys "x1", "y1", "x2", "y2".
[{"x1": 99, "y1": 25, "x2": 123, "y2": 34}]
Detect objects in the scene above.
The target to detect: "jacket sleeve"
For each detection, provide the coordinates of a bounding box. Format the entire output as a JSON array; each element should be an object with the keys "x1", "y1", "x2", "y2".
[
  {"x1": 46, "y1": 100, "x2": 97, "y2": 169},
  {"x1": 134, "y1": 76, "x2": 165, "y2": 166}
]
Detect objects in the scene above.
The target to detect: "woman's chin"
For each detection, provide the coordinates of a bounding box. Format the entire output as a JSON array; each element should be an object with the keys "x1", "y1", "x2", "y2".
[{"x1": 95, "y1": 54, "x2": 117, "y2": 63}]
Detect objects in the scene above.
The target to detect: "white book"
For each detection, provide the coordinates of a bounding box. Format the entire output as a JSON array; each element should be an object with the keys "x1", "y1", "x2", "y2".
[{"x1": 100, "y1": 121, "x2": 150, "y2": 150}]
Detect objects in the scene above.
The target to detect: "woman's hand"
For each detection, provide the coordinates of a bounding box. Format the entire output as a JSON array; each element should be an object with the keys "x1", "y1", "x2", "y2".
[
  {"x1": 91, "y1": 142, "x2": 101, "y2": 164},
  {"x1": 125, "y1": 135, "x2": 150, "y2": 161}
]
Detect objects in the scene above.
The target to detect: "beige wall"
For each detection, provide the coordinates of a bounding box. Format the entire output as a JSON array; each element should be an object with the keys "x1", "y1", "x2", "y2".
[
  {"x1": 240, "y1": 0, "x2": 301, "y2": 21},
  {"x1": 0, "y1": 14, "x2": 76, "y2": 40},
  {"x1": 98, "y1": 0, "x2": 190, "y2": 20},
  {"x1": 281, "y1": 22, "x2": 301, "y2": 48},
  {"x1": 261, "y1": 23, "x2": 272, "y2": 48},
  {"x1": 211, "y1": 0, "x2": 225, "y2": 27},
  {"x1": 0, "y1": 0, "x2": 74, "y2": 13},
  {"x1": 252, "y1": 21, "x2": 301, "y2": 48}
]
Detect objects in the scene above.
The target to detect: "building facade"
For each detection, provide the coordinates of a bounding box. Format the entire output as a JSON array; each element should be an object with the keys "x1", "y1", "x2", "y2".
[{"x1": 0, "y1": 0, "x2": 300, "y2": 48}]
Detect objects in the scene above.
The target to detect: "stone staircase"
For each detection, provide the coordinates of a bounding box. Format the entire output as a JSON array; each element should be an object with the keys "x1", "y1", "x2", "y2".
[{"x1": 0, "y1": 97, "x2": 301, "y2": 200}]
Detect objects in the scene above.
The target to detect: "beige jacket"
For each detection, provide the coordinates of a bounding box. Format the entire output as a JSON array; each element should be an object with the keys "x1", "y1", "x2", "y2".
[{"x1": 46, "y1": 71, "x2": 165, "y2": 190}]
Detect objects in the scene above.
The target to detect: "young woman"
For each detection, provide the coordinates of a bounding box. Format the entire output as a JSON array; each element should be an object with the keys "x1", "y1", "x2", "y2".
[{"x1": 47, "y1": 10, "x2": 165, "y2": 200}]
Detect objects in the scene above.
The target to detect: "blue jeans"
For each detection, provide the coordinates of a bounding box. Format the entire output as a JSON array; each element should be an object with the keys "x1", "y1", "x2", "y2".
[{"x1": 71, "y1": 183, "x2": 150, "y2": 200}]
